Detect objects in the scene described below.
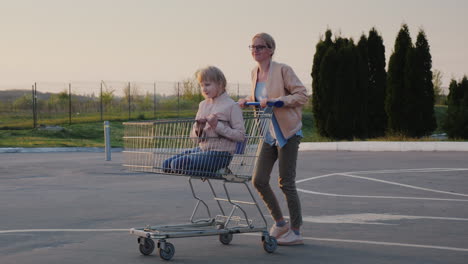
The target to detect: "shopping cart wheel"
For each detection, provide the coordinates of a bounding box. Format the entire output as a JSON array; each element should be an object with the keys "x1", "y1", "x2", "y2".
[
  {"x1": 219, "y1": 233, "x2": 233, "y2": 245},
  {"x1": 159, "y1": 242, "x2": 175, "y2": 261},
  {"x1": 138, "y1": 237, "x2": 155, "y2": 256},
  {"x1": 263, "y1": 236, "x2": 277, "y2": 253}
]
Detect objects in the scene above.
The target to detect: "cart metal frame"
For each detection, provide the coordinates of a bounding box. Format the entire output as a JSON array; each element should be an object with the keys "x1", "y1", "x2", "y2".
[{"x1": 123, "y1": 107, "x2": 278, "y2": 260}]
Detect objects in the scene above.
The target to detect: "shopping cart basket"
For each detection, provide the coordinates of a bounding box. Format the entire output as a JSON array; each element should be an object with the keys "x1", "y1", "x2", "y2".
[{"x1": 123, "y1": 102, "x2": 281, "y2": 260}]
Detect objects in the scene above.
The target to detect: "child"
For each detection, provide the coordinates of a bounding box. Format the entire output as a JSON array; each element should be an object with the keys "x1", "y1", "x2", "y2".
[{"x1": 163, "y1": 66, "x2": 245, "y2": 177}]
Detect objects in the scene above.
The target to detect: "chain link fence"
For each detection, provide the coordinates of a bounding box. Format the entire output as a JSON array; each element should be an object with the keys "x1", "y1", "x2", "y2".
[{"x1": 0, "y1": 81, "x2": 252, "y2": 128}]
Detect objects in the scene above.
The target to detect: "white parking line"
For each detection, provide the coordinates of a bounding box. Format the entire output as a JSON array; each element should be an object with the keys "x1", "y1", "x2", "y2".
[
  {"x1": 301, "y1": 213, "x2": 468, "y2": 224},
  {"x1": 297, "y1": 168, "x2": 468, "y2": 201},
  {"x1": 296, "y1": 173, "x2": 336, "y2": 183},
  {"x1": 2, "y1": 229, "x2": 466, "y2": 253},
  {"x1": 297, "y1": 168, "x2": 468, "y2": 184},
  {"x1": 339, "y1": 173, "x2": 468, "y2": 197},
  {"x1": 242, "y1": 233, "x2": 468, "y2": 252},
  {"x1": 338, "y1": 168, "x2": 468, "y2": 175},
  {"x1": 0, "y1": 229, "x2": 128, "y2": 234},
  {"x1": 302, "y1": 236, "x2": 468, "y2": 252},
  {"x1": 297, "y1": 188, "x2": 468, "y2": 202}
]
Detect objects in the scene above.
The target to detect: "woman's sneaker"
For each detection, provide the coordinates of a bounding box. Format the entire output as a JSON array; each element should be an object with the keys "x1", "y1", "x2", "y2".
[
  {"x1": 277, "y1": 229, "x2": 304, "y2": 245},
  {"x1": 269, "y1": 222, "x2": 289, "y2": 238}
]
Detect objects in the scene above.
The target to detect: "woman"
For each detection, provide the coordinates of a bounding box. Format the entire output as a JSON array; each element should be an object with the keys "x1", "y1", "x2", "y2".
[{"x1": 238, "y1": 33, "x2": 308, "y2": 245}]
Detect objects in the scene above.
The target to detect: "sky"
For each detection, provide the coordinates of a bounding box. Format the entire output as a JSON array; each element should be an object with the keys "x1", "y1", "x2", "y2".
[{"x1": 1, "y1": 0, "x2": 467, "y2": 92}]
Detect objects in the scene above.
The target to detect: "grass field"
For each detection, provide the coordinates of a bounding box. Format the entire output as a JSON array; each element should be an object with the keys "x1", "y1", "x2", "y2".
[
  {"x1": 0, "y1": 106, "x2": 452, "y2": 148},
  {"x1": 0, "y1": 110, "x2": 197, "y2": 147}
]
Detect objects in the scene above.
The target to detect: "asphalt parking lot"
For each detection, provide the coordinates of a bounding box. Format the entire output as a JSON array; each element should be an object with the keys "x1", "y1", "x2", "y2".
[{"x1": 1, "y1": 151, "x2": 467, "y2": 264}]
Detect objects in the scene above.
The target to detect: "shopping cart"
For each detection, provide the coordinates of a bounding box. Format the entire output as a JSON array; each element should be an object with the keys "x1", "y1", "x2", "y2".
[{"x1": 123, "y1": 102, "x2": 282, "y2": 260}]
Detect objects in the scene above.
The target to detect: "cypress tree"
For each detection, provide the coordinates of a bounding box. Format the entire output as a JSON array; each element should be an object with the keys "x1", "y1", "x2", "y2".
[
  {"x1": 444, "y1": 80, "x2": 457, "y2": 136},
  {"x1": 320, "y1": 36, "x2": 349, "y2": 139},
  {"x1": 403, "y1": 39, "x2": 420, "y2": 136},
  {"x1": 414, "y1": 30, "x2": 437, "y2": 136},
  {"x1": 313, "y1": 31, "x2": 373, "y2": 140},
  {"x1": 462, "y1": 79, "x2": 468, "y2": 139},
  {"x1": 316, "y1": 37, "x2": 365, "y2": 140},
  {"x1": 357, "y1": 34, "x2": 369, "y2": 139},
  {"x1": 311, "y1": 30, "x2": 333, "y2": 136},
  {"x1": 318, "y1": 38, "x2": 339, "y2": 138},
  {"x1": 445, "y1": 77, "x2": 468, "y2": 139},
  {"x1": 444, "y1": 79, "x2": 460, "y2": 138},
  {"x1": 333, "y1": 38, "x2": 358, "y2": 140},
  {"x1": 386, "y1": 24, "x2": 413, "y2": 135},
  {"x1": 367, "y1": 28, "x2": 387, "y2": 137}
]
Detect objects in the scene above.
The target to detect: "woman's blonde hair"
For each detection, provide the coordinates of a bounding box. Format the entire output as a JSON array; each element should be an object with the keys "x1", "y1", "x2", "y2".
[
  {"x1": 253, "y1": 32, "x2": 276, "y2": 56},
  {"x1": 196, "y1": 66, "x2": 227, "y2": 93}
]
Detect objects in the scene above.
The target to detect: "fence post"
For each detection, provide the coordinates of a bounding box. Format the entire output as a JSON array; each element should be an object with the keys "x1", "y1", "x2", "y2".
[
  {"x1": 69, "y1": 83, "x2": 72, "y2": 125},
  {"x1": 153, "y1": 82, "x2": 157, "y2": 119},
  {"x1": 100, "y1": 81, "x2": 103, "y2": 122},
  {"x1": 128, "y1": 82, "x2": 131, "y2": 120},
  {"x1": 33, "y1": 82, "x2": 38, "y2": 128},
  {"x1": 31, "y1": 84, "x2": 35, "y2": 128},
  {"x1": 177, "y1": 82, "x2": 180, "y2": 118},
  {"x1": 104, "y1": 121, "x2": 111, "y2": 161}
]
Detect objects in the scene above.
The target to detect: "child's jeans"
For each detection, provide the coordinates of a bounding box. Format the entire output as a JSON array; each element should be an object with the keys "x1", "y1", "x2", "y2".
[{"x1": 163, "y1": 147, "x2": 232, "y2": 177}]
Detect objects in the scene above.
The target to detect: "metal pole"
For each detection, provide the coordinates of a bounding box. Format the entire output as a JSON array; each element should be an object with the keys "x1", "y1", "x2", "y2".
[
  {"x1": 104, "y1": 121, "x2": 111, "y2": 161},
  {"x1": 69, "y1": 83, "x2": 72, "y2": 125}
]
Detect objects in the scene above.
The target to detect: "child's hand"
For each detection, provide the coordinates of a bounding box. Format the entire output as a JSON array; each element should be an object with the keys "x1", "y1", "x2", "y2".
[
  {"x1": 195, "y1": 119, "x2": 207, "y2": 137},
  {"x1": 196, "y1": 118, "x2": 207, "y2": 124},
  {"x1": 206, "y1": 114, "x2": 218, "y2": 128}
]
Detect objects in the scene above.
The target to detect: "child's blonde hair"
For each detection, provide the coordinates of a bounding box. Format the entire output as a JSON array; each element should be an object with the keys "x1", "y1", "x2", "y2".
[{"x1": 196, "y1": 66, "x2": 227, "y2": 94}]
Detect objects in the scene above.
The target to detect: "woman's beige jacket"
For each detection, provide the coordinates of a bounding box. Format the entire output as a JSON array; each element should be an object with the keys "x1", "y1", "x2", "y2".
[{"x1": 248, "y1": 61, "x2": 309, "y2": 139}]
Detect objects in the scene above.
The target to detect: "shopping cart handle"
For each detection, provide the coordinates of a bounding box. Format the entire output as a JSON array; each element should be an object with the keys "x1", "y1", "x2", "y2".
[{"x1": 244, "y1": 101, "x2": 284, "y2": 107}]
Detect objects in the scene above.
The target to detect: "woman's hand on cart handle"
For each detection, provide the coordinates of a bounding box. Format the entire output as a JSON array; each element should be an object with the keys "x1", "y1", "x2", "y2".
[
  {"x1": 259, "y1": 98, "x2": 268, "y2": 108},
  {"x1": 243, "y1": 100, "x2": 284, "y2": 108},
  {"x1": 237, "y1": 98, "x2": 247, "y2": 108}
]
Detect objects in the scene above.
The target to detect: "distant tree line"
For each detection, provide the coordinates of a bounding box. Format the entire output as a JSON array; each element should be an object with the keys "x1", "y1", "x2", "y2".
[{"x1": 311, "y1": 24, "x2": 467, "y2": 140}]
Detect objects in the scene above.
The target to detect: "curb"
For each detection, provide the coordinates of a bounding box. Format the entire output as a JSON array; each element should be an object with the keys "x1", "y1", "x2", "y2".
[
  {"x1": 1, "y1": 142, "x2": 468, "y2": 153},
  {"x1": 0, "y1": 147, "x2": 123, "y2": 153},
  {"x1": 299, "y1": 142, "x2": 468, "y2": 152}
]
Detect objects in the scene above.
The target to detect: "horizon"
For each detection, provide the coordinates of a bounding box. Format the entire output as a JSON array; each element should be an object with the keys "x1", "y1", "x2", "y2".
[{"x1": 1, "y1": 0, "x2": 467, "y2": 92}]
